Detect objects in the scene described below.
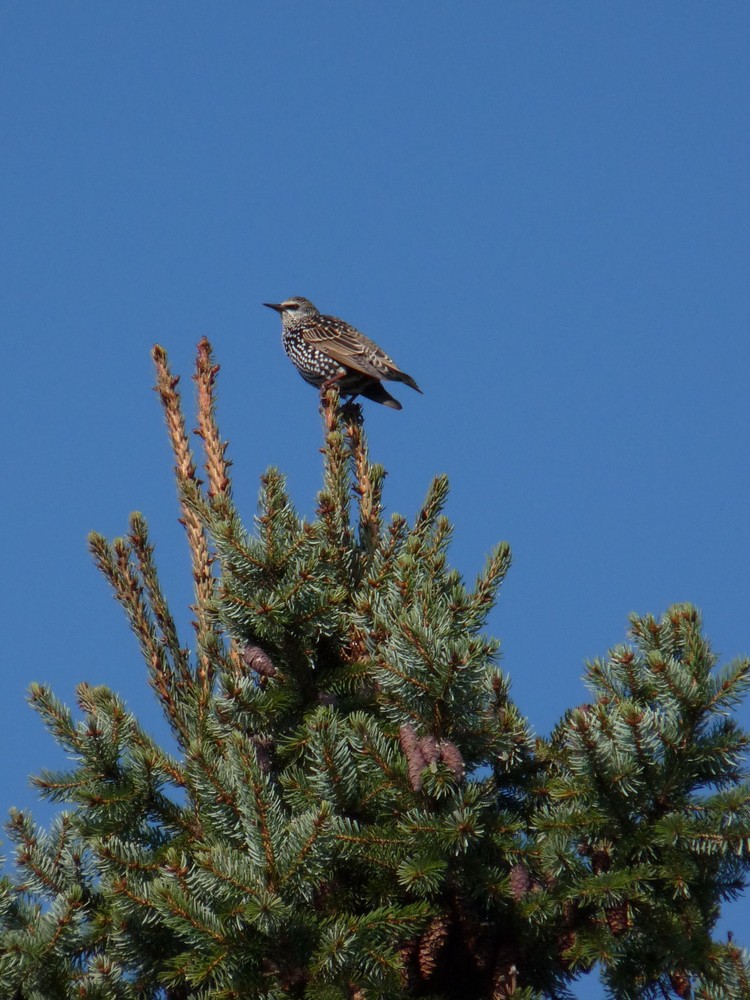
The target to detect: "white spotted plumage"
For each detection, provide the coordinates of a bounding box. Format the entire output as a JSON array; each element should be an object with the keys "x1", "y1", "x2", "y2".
[{"x1": 263, "y1": 296, "x2": 422, "y2": 410}]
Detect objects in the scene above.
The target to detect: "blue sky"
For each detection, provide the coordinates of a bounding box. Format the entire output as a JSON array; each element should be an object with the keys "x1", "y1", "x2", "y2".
[{"x1": 2, "y1": 4, "x2": 749, "y2": 994}]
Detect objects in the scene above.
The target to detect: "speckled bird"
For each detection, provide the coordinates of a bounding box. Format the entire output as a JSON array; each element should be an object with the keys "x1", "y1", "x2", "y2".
[{"x1": 263, "y1": 297, "x2": 422, "y2": 409}]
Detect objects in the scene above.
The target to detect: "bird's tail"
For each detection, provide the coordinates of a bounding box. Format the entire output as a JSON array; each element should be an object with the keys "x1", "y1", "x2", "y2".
[
  {"x1": 357, "y1": 382, "x2": 403, "y2": 409},
  {"x1": 389, "y1": 368, "x2": 423, "y2": 394}
]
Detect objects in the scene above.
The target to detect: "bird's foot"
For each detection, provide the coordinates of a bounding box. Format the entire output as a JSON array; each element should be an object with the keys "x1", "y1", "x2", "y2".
[{"x1": 340, "y1": 398, "x2": 363, "y2": 422}]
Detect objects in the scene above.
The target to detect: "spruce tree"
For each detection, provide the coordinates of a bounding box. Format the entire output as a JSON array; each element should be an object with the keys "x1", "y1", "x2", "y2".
[{"x1": 2, "y1": 339, "x2": 750, "y2": 999}]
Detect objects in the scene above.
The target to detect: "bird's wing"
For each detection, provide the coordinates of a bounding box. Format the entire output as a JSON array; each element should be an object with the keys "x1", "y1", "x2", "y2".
[{"x1": 304, "y1": 315, "x2": 396, "y2": 380}]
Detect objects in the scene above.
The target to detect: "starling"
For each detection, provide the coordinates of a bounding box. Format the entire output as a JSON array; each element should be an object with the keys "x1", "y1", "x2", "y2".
[{"x1": 263, "y1": 296, "x2": 422, "y2": 409}]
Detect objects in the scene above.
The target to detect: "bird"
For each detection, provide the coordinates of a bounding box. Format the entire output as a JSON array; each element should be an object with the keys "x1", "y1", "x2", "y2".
[{"x1": 263, "y1": 296, "x2": 422, "y2": 409}]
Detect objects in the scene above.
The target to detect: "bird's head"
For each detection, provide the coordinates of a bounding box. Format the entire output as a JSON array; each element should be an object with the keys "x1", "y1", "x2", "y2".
[{"x1": 263, "y1": 296, "x2": 319, "y2": 319}]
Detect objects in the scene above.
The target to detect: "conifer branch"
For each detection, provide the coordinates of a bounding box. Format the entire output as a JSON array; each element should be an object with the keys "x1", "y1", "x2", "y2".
[
  {"x1": 88, "y1": 529, "x2": 190, "y2": 741},
  {"x1": 193, "y1": 336, "x2": 232, "y2": 504},
  {"x1": 344, "y1": 404, "x2": 385, "y2": 559},
  {"x1": 27, "y1": 683, "x2": 83, "y2": 755},
  {"x1": 6, "y1": 342, "x2": 750, "y2": 999},
  {"x1": 231, "y1": 734, "x2": 281, "y2": 888},
  {"x1": 471, "y1": 542, "x2": 513, "y2": 617},
  {"x1": 152, "y1": 344, "x2": 216, "y2": 691},
  {"x1": 128, "y1": 512, "x2": 191, "y2": 684},
  {"x1": 318, "y1": 386, "x2": 356, "y2": 586},
  {"x1": 356, "y1": 513, "x2": 409, "y2": 608},
  {"x1": 411, "y1": 474, "x2": 450, "y2": 544}
]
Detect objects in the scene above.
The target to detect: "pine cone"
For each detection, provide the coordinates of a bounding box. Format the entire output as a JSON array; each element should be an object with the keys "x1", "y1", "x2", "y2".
[
  {"x1": 556, "y1": 930, "x2": 577, "y2": 971},
  {"x1": 400, "y1": 723, "x2": 427, "y2": 790},
  {"x1": 251, "y1": 735, "x2": 274, "y2": 773},
  {"x1": 242, "y1": 643, "x2": 276, "y2": 677},
  {"x1": 419, "y1": 735, "x2": 441, "y2": 765},
  {"x1": 439, "y1": 739, "x2": 466, "y2": 781},
  {"x1": 418, "y1": 915, "x2": 450, "y2": 980},
  {"x1": 591, "y1": 847, "x2": 612, "y2": 875},
  {"x1": 562, "y1": 899, "x2": 580, "y2": 928},
  {"x1": 397, "y1": 938, "x2": 418, "y2": 989},
  {"x1": 509, "y1": 863, "x2": 532, "y2": 900},
  {"x1": 605, "y1": 901, "x2": 630, "y2": 936},
  {"x1": 670, "y1": 970, "x2": 691, "y2": 998},
  {"x1": 399, "y1": 723, "x2": 418, "y2": 753}
]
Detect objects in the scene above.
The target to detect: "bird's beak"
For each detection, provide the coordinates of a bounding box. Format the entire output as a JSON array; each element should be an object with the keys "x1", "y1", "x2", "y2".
[{"x1": 263, "y1": 302, "x2": 284, "y2": 313}]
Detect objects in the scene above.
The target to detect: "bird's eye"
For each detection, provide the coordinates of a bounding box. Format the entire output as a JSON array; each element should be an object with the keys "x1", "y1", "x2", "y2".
[{"x1": 285, "y1": 303, "x2": 298, "y2": 311}]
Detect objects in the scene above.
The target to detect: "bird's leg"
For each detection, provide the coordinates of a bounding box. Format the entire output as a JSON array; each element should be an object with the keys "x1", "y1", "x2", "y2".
[
  {"x1": 320, "y1": 370, "x2": 348, "y2": 392},
  {"x1": 320, "y1": 372, "x2": 351, "y2": 414},
  {"x1": 319, "y1": 379, "x2": 343, "y2": 416}
]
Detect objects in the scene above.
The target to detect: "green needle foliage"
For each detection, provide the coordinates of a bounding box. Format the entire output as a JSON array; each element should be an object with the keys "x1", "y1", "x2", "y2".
[{"x1": 2, "y1": 339, "x2": 749, "y2": 1000}]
